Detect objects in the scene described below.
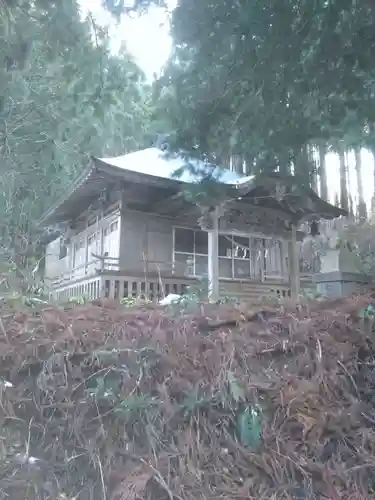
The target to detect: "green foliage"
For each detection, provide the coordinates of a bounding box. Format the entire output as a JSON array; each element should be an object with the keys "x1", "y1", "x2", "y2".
[
  {"x1": 103, "y1": 0, "x2": 167, "y2": 18},
  {"x1": 299, "y1": 288, "x2": 324, "y2": 301},
  {"x1": 0, "y1": 1, "x2": 153, "y2": 259},
  {"x1": 236, "y1": 406, "x2": 262, "y2": 450},
  {"x1": 170, "y1": 0, "x2": 375, "y2": 159},
  {"x1": 120, "y1": 295, "x2": 152, "y2": 307},
  {"x1": 114, "y1": 393, "x2": 160, "y2": 418},
  {"x1": 120, "y1": 296, "x2": 137, "y2": 307},
  {"x1": 68, "y1": 295, "x2": 87, "y2": 306},
  {"x1": 86, "y1": 371, "x2": 121, "y2": 400},
  {"x1": 164, "y1": 279, "x2": 209, "y2": 315},
  {"x1": 227, "y1": 370, "x2": 245, "y2": 403},
  {"x1": 180, "y1": 384, "x2": 211, "y2": 415},
  {"x1": 107, "y1": 0, "x2": 375, "y2": 196},
  {"x1": 338, "y1": 221, "x2": 375, "y2": 275},
  {"x1": 183, "y1": 278, "x2": 208, "y2": 301},
  {"x1": 0, "y1": 258, "x2": 47, "y2": 309},
  {"x1": 358, "y1": 304, "x2": 374, "y2": 321}
]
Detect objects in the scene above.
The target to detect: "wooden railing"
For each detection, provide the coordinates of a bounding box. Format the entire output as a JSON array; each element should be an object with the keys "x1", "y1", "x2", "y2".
[
  {"x1": 47, "y1": 249, "x2": 320, "y2": 302},
  {"x1": 47, "y1": 247, "x2": 320, "y2": 302},
  {"x1": 48, "y1": 253, "x2": 293, "y2": 287},
  {"x1": 46, "y1": 257, "x2": 102, "y2": 286},
  {"x1": 49, "y1": 276, "x2": 102, "y2": 302},
  {"x1": 101, "y1": 274, "x2": 196, "y2": 301},
  {"x1": 49, "y1": 273, "x2": 296, "y2": 304},
  {"x1": 93, "y1": 255, "x2": 208, "y2": 278}
]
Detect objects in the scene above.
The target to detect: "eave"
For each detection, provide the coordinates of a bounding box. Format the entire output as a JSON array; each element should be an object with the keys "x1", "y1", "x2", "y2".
[
  {"x1": 235, "y1": 173, "x2": 347, "y2": 221},
  {"x1": 39, "y1": 154, "x2": 347, "y2": 227},
  {"x1": 38, "y1": 157, "x2": 182, "y2": 226}
]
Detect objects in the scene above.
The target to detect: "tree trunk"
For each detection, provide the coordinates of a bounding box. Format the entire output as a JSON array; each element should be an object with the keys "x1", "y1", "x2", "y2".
[
  {"x1": 348, "y1": 193, "x2": 354, "y2": 219},
  {"x1": 218, "y1": 153, "x2": 231, "y2": 168},
  {"x1": 371, "y1": 149, "x2": 375, "y2": 222},
  {"x1": 318, "y1": 145, "x2": 328, "y2": 201},
  {"x1": 294, "y1": 145, "x2": 310, "y2": 185},
  {"x1": 334, "y1": 192, "x2": 340, "y2": 207},
  {"x1": 345, "y1": 150, "x2": 355, "y2": 219},
  {"x1": 338, "y1": 144, "x2": 349, "y2": 212},
  {"x1": 308, "y1": 145, "x2": 318, "y2": 192},
  {"x1": 244, "y1": 154, "x2": 253, "y2": 175},
  {"x1": 216, "y1": 141, "x2": 231, "y2": 168},
  {"x1": 232, "y1": 154, "x2": 243, "y2": 174},
  {"x1": 354, "y1": 147, "x2": 367, "y2": 219},
  {"x1": 278, "y1": 149, "x2": 291, "y2": 176}
]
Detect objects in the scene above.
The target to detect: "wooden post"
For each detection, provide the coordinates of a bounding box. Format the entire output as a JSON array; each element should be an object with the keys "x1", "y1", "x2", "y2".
[
  {"x1": 100, "y1": 276, "x2": 106, "y2": 299},
  {"x1": 84, "y1": 220, "x2": 89, "y2": 275},
  {"x1": 288, "y1": 223, "x2": 300, "y2": 300},
  {"x1": 99, "y1": 210, "x2": 104, "y2": 263},
  {"x1": 280, "y1": 240, "x2": 288, "y2": 281},
  {"x1": 208, "y1": 209, "x2": 220, "y2": 301}
]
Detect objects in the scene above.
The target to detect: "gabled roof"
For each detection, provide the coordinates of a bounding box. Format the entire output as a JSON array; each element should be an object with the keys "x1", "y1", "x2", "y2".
[
  {"x1": 39, "y1": 147, "x2": 347, "y2": 226},
  {"x1": 98, "y1": 147, "x2": 243, "y2": 184},
  {"x1": 39, "y1": 148, "x2": 246, "y2": 224},
  {"x1": 233, "y1": 172, "x2": 347, "y2": 221}
]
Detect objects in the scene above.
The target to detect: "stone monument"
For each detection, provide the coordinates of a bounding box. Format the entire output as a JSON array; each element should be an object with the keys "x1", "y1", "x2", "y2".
[{"x1": 313, "y1": 232, "x2": 370, "y2": 298}]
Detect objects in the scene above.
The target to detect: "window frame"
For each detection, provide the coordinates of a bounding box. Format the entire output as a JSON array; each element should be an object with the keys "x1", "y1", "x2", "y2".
[
  {"x1": 172, "y1": 225, "x2": 282, "y2": 280},
  {"x1": 69, "y1": 212, "x2": 121, "y2": 270},
  {"x1": 72, "y1": 238, "x2": 85, "y2": 268},
  {"x1": 59, "y1": 239, "x2": 68, "y2": 260},
  {"x1": 173, "y1": 227, "x2": 208, "y2": 276}
]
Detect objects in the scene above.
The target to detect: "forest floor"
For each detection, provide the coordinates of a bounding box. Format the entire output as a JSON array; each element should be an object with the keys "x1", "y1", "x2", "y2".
[{"x1": 0, "y1": 294, "x2": 375, "y2": 499}]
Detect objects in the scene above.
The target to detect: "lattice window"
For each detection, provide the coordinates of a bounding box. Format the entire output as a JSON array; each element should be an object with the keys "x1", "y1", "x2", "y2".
[{"x1": 173, "y1": 227, "x2": 283, "y2": 279}]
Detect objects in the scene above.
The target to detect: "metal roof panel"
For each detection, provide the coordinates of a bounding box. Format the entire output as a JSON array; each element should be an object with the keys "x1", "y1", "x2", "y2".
[{"x1": 97, "y1": 148, "x2": 243, "y2": 185}]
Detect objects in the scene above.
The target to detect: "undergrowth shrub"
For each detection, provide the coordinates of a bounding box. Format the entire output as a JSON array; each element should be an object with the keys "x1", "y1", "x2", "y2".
[
  {"x1": 339, "y1": 220, "x2": 375, "y2": 275},
  {"x1": 0, "y1": 258, "x2": 47, "y2": 308}
]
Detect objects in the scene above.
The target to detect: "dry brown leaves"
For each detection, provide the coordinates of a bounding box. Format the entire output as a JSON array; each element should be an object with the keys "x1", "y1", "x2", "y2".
[{"x1": 0, "y1": 295, "x2": 374, "y2": 499}]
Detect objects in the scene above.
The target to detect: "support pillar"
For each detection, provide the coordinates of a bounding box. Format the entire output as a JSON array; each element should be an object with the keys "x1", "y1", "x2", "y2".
[
  {"x1": 280, "y1": 239, "x2": 288, "y2": 282},
  {"x1": 288, "y1": 223, "x2": 300, "y2": 300},
  {"x1": 84, "y1": 219, "x2": 89, "y2": 275},
  {"x1": 208, "y1": 209, "x2": 220, "y2": 301},
  {"x1": 99, "y1": 210, "x2": 104, "y2": 268}
]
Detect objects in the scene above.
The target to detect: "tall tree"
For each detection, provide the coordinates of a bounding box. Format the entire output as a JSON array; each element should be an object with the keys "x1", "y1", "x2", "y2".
[
  {"x1": 338, "y1": 144, "x2": 349, "y2": 212},
  {"x1": 308, "y1": 145, "x2": 318, "y2": 192},
  {"x1": 0, "y1": 0, "x2": 152, "y2": 260},
  {"x1": 105, "y1": 0, "x2": 375, "y2": 190},
  {"x1": 370, "y1": 149, "x2": 375, "y2": 221},
  {"x1": 318, "y1": 145, "x2": 328, "y2": 201},
  {"x1": 354, "y1": 148, "x2": 367, "y2": 218},
  {"x1": 232, "y1": 155, "x2": 243, "y2": 174}
]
